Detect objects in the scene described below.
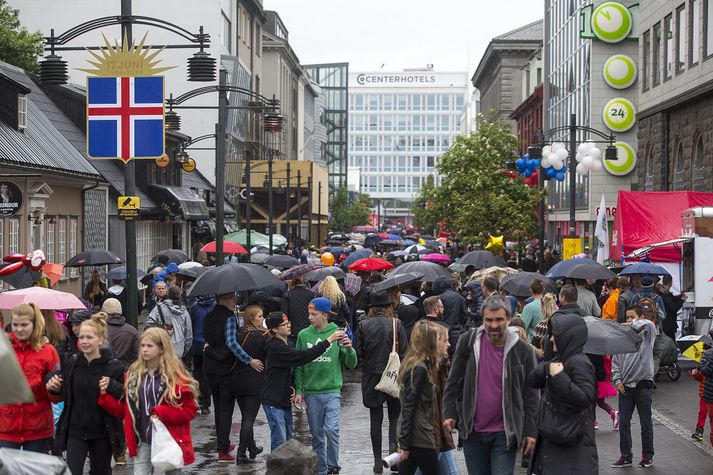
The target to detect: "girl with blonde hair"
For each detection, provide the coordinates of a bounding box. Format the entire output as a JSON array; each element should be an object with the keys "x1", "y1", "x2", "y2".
[
  {"x1": 0, "y1": 302, "x2": 61, "y2": 452},
  {"x1": 41, "y1": 309, "x2": 67, "y2": 348},
  {"x1": 98, "y1": 327, "x2": 198, "y2": 474},
  {"x1": 318, "y1": 275, "x2": 349, "y2": 327},
  {"x1": 531, "y1": 292, "x2": 559, "y2": 350}
]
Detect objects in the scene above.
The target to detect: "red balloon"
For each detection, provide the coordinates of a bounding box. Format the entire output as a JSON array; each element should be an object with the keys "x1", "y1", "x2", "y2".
[
  {"x1": 3, "y1": 253, "x2": 25, "y2": 263},
  {"x1": 0, "y1": 261, "x2": 24, "y2": 276}
]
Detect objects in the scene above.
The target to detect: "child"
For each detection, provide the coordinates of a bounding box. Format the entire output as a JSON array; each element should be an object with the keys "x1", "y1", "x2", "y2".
[
  {"x1": 691, "y1": 364, "x2": 707, "y2": 442},
  {"x1": 98, "y1": 327, "x2": 198, "y2": 474},
  {"x1": 696, "y1": 331, "x2": 713, "y2": 446}
]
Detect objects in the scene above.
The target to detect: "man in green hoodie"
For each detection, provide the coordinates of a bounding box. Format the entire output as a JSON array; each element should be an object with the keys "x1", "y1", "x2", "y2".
[{"x1": 294, "y1": 297, "x2": 358, "y2": 475}]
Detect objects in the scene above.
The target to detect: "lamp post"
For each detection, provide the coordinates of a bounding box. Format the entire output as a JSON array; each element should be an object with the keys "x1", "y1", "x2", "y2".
[
  {"x1": 297, "y1": 170, "x2": 302, "y2": 247},
  {"x1": 307, "y1": 175, "x2": 313, "y2": 245},
  {"x1": 285, "y1": 162, "x2": 291, "y2": 245},
  {"x1": 267, "y1": 149, "x2": 274, "y2": 255},
  {"x1": 317, "y1": 181, "x2": 322, "y2": 246}
]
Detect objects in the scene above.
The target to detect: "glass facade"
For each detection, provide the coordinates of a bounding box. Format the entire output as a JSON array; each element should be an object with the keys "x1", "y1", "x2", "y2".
[{"x1": 304, "y1": 63, "x2": 349, "y2": 195}]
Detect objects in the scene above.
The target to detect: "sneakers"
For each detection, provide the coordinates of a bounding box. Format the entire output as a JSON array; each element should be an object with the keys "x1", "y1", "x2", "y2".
[
  {"x1": 197, "y1": 407, "x2": 211, "y2": 415},
  {"x1": 612, "y1": 410, "x2": 620, "y2": 430},
  {"x1": 611, "y1": 456, "x2": 632, "y2": 468},
  {"x1": 218, "y1": 452, "x2": 234, "y2": 463},
  {"x1": 692, "y1": 429, "x2": 704, "y2": 442},
  {"x1": 248, "y1": 445, "x2": 263, "y2": 460},
  {"x1": 327, "y1": 469, "x2": 340, "y2": 474},
  {"x1": 639, "y1": 456, "x2": 653, "y2": 468},
  {"x1": 114, "y1": 453, "x2": 127, "y2": 466},
  {"x1": 594, "y1": 420, "x2": 599, "y2": 430}
]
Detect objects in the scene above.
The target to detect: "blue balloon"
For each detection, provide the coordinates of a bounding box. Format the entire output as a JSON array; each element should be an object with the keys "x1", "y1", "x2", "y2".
[
  {"x1": 516, "y1": 158, "x2": 525, "y2": 170},
  {"x1": 556, "y1": 172, "x2": 565, "y2": 181},
  {"x1": 561, "y1": 165, "x2": 567, "y2": 174},
  {"x1": 532, "y1": 159, "x2": 541, "y2": 168},
  {"x1": 546, "y1": 167, "x2": 556, "y2": 178},
  {"x1": 524, "y1": 171, "x2": 532, "y2": 178}
]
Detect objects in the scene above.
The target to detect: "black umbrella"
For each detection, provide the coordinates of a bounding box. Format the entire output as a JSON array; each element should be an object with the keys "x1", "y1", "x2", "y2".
[
  {"x1": 364, "y1": 234, "x2": 381, "y2": 248},
  {"x1": 378, "y1": 240, "x2": 402, "y2": 247},
  {"x1": 187, "y1": 263, "x2": 280, "y2": 297},
  {"x1": 583, "y1": 316, "x2": 642, "y2": 355},
  {"x1": 279, "y1": 263, "x2": 324, "y2": 281},
  {"x1": 265, "y1": 255, "x2": 299, "y2": 270},
  {"x1": 177, "y1": 266, "x2": 212, "y2": 281},
  {"x1": 545, "y1": 257, "x2": 599, "y2": 279},
  {"x1": 460, "y1": 251, "x2": 507, "y2": 269},
  {"x1": 387, "y1": 261, "x2": 451, "y2": 283},
  {"x1": 501, "y1": 272, "x2": 556, "y2": 298},
  {"x1": 0, "y1": 265, "x2": 41, "y2": 289},
  {"x1": 373, "y1": 272, "x2": 424, "y2": 293},
  {"x1": 304, "y1": 266, "x2": 346, "y2": 282},
  {"x1": 328, "y1": 232, "x2": 351, "y2": 242},
  {"x1": 152, "y1": 249, "x2": 188, "y2": 266},
  {"x1": 106, "y1": 265, "x2": 147, "y2": 281},
  {"x1": 324, "y1": 239, "x2": 344, "y2": 246},
  {"x1": 560, "y1": 262, "x2": 616, "y2": 281},
  {"x1": 65, "y1": 250, "x2": 124, "y2": 267}
]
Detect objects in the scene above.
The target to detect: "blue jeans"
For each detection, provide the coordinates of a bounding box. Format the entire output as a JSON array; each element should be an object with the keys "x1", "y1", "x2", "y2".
[
  {"x1": 415, "y1": 449, "x2": 458, "y2": 475},
  {"x1": 462, "y1": 431, "x2": 516, "y2": 475},
  {"x1": 262, "y1": 404, "x2": 293, "y2": 452},
  {"x1": 618, "y1": 380, "x2": 654, "y2": 459},
  {"x1": 0, "y1": 438, "x2": 49, "y2": 453},
  {"x1": 305, "y1": 393, "x2": 341, "y2": 475}
]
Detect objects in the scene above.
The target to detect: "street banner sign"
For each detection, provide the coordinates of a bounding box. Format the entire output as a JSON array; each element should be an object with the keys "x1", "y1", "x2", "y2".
[
  {"x1": 562, "y1": 238, "x2": 583, "y2": 260},
  {"x1": 118, "y1": 196, "x2": 140, "y2": 220}
]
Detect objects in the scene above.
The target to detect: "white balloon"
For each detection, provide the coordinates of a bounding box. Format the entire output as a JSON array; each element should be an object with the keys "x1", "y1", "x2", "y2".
[
  {"x1": 552, "y1": 159, "x2": 564, "y2": 170},
  {"x1": 542, "y1": 145, "x2": 552, "y2": 157},
  {"x1": 575, "y1": 152, "x2": 583, "y2": 163},
  {"x1": 541, "y1": 157, "x2": 550, "y2": 168},
  {"x1": 557, "y1": 148, "x2": 569, "y2": 161},
  {"x1": 589, "y1": 147, "x2": 602, "y2": 161},
  {"x1": 577, "y1": 143, "x2": 589, "y2": 154},
  {"x1": 592, "y1": 158, "x2": 603, "y2": 172},
  {"x1": 582, "y1": 154, "x2": 594, "y2": 168},
  {"x1": 576, "y1": 163, "x2": 588, "y2": 175},
  {"x1": 552, "y1": 142, "x2": 563, "y2": 152},
  {"x1": 584, "y1": 141, "x2": 596, "y2": 153}
]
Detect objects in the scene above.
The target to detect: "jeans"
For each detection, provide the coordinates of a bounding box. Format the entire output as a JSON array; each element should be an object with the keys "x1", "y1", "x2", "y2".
[
  {"x1": 133, "y1": 443, "x2": 182, "y2": 475},
  {"x1": 415, "y1": 450, "x2": 458, "y2": 475},
  {"x1": 262, "y1": 404, "x2": 293, "y2": 451},
  {"x1": 618, "y1": 380, "x2": 654, "y2": 459},
  {"x1": 206, "y1": 374, "x2": 234, "y2": 453},
  {"x1": 0, "y1": 437, "x2": 49, "y2": 453},
  {"x1": 305, "y1": 393, "x2": 341, "y2": 475},
  {"x1": 399, "y1": 447, "x2": 441, "y2": 475},
  {"x1": 192, "y1": 353, "x2": 212, "y2": 409},
  {"x1": 462, "y1": 431, "x2": 517, "y2": 475},
  {"x1": 66, "y1": 436, "x2": 113, "y2": 475}
]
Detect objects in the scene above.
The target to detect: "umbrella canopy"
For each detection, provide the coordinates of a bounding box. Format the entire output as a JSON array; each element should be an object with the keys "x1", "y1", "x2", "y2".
[
  {"x1": 467, "y1": 266, "x2": 519, "y2": 285},
  {"x1": 353, "y1": 225, "x2": 378, "y2": 233},
  {"x1": 187, "y1": 263, "x2": 280, "y2": 297},
  {"x1": 265, "y1": 255, "x2": 299, "y2": 270},
  {"x1": 106, "y1": 265, "x2": 148, "y2": 281},
  {"x1": 378, "y1": 240, "x2": 402, "y2": 247},
  {"x1": 342, "y1": 248, "x2": 373, "y2": 268},
  {"x1": 225, "y1": 230, "x2": 284, "y2": 249},
  {"x1": 560, "y1": 261, "x2": 616, "y2": 281},
  {"x1": 304, "y1": 266, "x2": 346, "y2": 282},
  {"x1": 421, "y1": 253, "x2": 451, "y2": 264},
  {"x1": 348, "y1": 257, "x2": 395, "y2": 272},
  {"x1": 65, "y1": 250, "x2": 123, "y2": 267},
  {"x1": 545, "y1": 257, "x2": 599, "y2": 279},
  {"x1": 388, "y1": 250, "x2": 411, "y2": 258},
  {"x1": 448, "y1": 263, "x2": 469, "y2": 273},
  {"x1": 501, "y1": 272, "x2": 557, "y2": 298},
  {"x1": 42, "y1": 263, "x2": 64, "y2": 287},
  {"x1": 178, "y1": 261, "x2": 203, "y2": 270},
  {"x1": 373, "y1": 271, "x2": 424, "y2": 292},
  {"x1": 460, "y1": 251, "x2": 507, "y2": 269},
  {"x1": 343, "y1": 273, "x2": 362, "y2": 296},
  {"x1": 250, "y1": 253, "x2": 271, "y2": 265},
  {"x1": 279, "y1": 263, "x2": 324, "y2": 281},
  {"x1": 363, "y1": 234, "x2": 382, "y2": 248},
  {"x1": 387, "y1": 261, "x2": 451, "y2": 283},
  {"x1": 177, "y1": 265, "x2": 211, "y2": 281},
  {"x1": 405, "y1": 244, "x2": 429, "y2": 255},
  {"x1": 0, "y1": 446, "x2": 71, "y2": 474},
  {"x1": 151, "y1": 249, "x2": 188, "y2": 266},
  {"x1": 583, "y1": 316, "x2": 642, "y2": 355},
  {"x1": 0, "y1": 287, "x2": 86, "y2": 310},
  {"x1": 324, "y1": 239, "x2": 345, "y2": 246},
  {"x1": 619, "y1": 262, "x2": 671, "y2": 276},
  {"x1": 376, "y1": 232, "x2": 390, "y2": 239},
  {"x1": 0, "y1": 265, "x2": 42, "y2": 289},
  {"x1": 387, "y1": 234, "x2": 402, "y2": 240},
  {"x1": 328, "y1": 232, "x2": 351, "y2": 242},
  {"x1": 200, "y1": 241, "x2": 248, "y2": 254},
  {"x1": 323, "y1": 246, "x2": 348, "y2": 255}
]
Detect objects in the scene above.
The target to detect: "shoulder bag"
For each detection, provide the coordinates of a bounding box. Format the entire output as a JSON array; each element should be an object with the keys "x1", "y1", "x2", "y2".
[
  {"x1": 536, "y1": 372, "x2": 586, "y2": 446},
  {"x1": 375, "y1": 319, "x2": 401, "y2": 398}
]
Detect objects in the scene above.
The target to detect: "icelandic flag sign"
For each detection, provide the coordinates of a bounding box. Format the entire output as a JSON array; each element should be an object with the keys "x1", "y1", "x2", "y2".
[{"x1": 87, "y1": 76, "x2": 165, "y2": 162}]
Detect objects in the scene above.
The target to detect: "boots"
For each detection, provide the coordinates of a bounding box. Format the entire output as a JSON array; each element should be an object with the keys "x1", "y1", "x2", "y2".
[
  {"x1": 248, "y1": 444, "x2": 263, "y2": 459},
  {"x1": 235, "y1": 447, "x2": 249, "y2": 464},
  {"x1": 373, "y1": 458, "x2": 384, "y2": 473}
]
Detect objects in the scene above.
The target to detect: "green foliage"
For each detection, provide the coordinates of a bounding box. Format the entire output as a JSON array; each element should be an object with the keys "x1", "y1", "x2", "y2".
[
  {"x1": 329, "y1": 186, "x2": 372, "y2": 232},
  {"x1": 412, "y1": 174, "x2": 440, "y2": 233},
  {"x1": 0, "y1": 0, "x2": 44, "y2": 72}
]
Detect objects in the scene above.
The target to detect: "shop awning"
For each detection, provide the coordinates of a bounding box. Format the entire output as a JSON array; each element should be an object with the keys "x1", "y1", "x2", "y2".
[{"x1": 149, "y1": 185, "x2": 210, "y2": 221}]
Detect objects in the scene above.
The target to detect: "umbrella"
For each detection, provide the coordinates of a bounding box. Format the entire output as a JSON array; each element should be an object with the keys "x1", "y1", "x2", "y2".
[
  {"x1": 106, "y1": 265, "x2": 148, "y2": 281},
  {"x1": 65, "y1": 249, "x2": 123, "y2": 267},
  {"x1": 343, "y1": 273, "x2": 362, "y2": 296},
  {"x1": 200, "y1": 241, "x2": 248, "y2": 254},
  {"x1": 177, "y1": 265, "x2": 211, "y2": 281},
  {"x1": 225, "y1": 230, "x2": 283, "y2": 249},
  {"x1": 460, "y1": 251, "x2": 507, "y2": 269},
  {"x1": 353, "y1": 225, "x2": 378, "y2": 233},
  {"x1": 405, "y1": 244, "x2": 430, "y2": 255},
  {"x1": 324, "y1": 239, "x2": 345, "y2": 246},
  {"x1": 328, "y1": 232, "x2": 351, "y2": 242},
  {"x1": 373, "y1": 272, "x2": 424, "y2": 292},
  {"x1": 364, "y1": 234, "x2": 382, "y2": 248},
  {"x1": 304, "y1": 266, "x2": 346, "y2": 282},
  {"x1": 378, "y1": 240, "x2": 402, "y2": 247},
  {"x1": 279, "y1": 263, "x2": 324, "y2": 281},
  {"x1": 42, "y1": 263, "x2": 64, "y2": 287},
  {"x1": 0, "y1": 287, "x2": 86, "y2": 310},
  {"x1": 387, "y1": 234, "x2": 402, "y2": 240},
  {"x1": 467, "y1": 266, "x2": 519, "y2": 285},
  {"x1": 619, "y1": 262, "x2": 671, "y2": 276},
  {"x1": 251, "y1": 246, "x2": 271, "y2": 254},
  {"x1": 501, "y1": 272, "x2": 557, "y2": 298},
  {"x1": 0, "y1": 447, "x2": 71, "y2": 474},
  {"x1": 323, "y1": 246, "x2": 348, "y2": 255},
  {"x1": 545, "y1": 257, "x2": 599, "y2": 279},
  {"x1": 152, "y1": 249, "x2": 188, "y2": 266},
  {"x1": 178, "y1": 261, "x2": 203, "y2": 270},
  {"x1": 387, "y1": 261, "x2": 451, "y2": 283},
  {"x1": 265, "y1": 255, "x2": 299, "y2": 270},
  {"x1": 388, "y1": 250, "x2": 410, "y2": 258},
  {"x1": 0, "y1": 333, "x2": 34, "y2": 405},
  {"x1": 560, "y1": 262, "x2": 616, "y2": 281},
  {"x1": 582, "y1": 316, "x2": 642, "y2": 355},
  {"x1": 250, "y1": 253, "x2": 271, "y2": 265},
  {"x1": 0, "y1": 265, "x2": 42, "y2": 289},
  {"x1": 376, "y1": 232, "x2": 390, "y2": 239},
  {"x1": 448, "y1": 263, "x2": 470, "y2": 273},
  {"x1": 342, "y1": 248, "x2": 372, "y2": 268},
  {"x1": 421, "y1": 253, "x2": 451, "y2": 264},
  {"x1": 348, "y1": 258, "x2": 395, "y2": 272},
  {"x1": 187, "y1": 263, "x2": 280, "y2": 297}
]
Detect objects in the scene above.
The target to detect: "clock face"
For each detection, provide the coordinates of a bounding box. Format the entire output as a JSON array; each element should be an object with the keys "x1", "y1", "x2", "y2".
[
  {"x1": 592, "y1": 2, "x2": 633, "y2": 43},
  {"x1": 603, "y1": 55, "x2": 637, "y2": 89},
  {"x1": 602, "y1": 98, "x2": 637, "y2": 132},
  {"x1": 603, "y1": 141, "x2": 637, "y2": 176}
]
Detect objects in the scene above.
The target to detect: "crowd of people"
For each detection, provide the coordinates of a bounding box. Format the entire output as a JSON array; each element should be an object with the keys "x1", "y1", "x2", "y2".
[{"x1": 1, "y1": 242, "x2": 713, "y2": 475}]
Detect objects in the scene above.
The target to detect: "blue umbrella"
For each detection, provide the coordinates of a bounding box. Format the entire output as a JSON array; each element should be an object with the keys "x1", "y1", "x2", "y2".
[
  {"x1": 323, "y1": 246, "x2": 347, "y2": 255},
  {"x1": 619, "y1": 262, "x2": 670, "y2": 276},
  {"x1": 106, "y1": 265, "x2": 147, "y2": 281},
  {"x1": 387, "y1": 234, "x2": 402, "y2": 240},
  {"x1": 342, "y1": 248, "x2": 372, "y2": 268},
  {"x1": 545, "y1": 257, "x2": 599, "y2": 279},
  {"x1": 364, "y1": 234, "x2": 381, "y2": 248}
]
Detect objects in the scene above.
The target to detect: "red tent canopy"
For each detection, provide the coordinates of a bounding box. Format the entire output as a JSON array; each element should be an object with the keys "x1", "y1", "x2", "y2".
[{"x1": 610, "y1": 191, "x2": 713, "y2": 263}]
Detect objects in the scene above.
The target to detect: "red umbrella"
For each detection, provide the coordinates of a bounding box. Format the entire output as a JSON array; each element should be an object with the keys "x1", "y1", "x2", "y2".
[
  {"x1": 348, "y1": 257, "x2": 395, "y2": 272},
  {"x1": 376, "y1": 232, "x2": 390, "y2": 239},
  {"x1": 421, "y1": 253, "x2": 451, "y2": 264},
  {"x1": 200, "y1": 241, "x2": 248, "y2": 254}
]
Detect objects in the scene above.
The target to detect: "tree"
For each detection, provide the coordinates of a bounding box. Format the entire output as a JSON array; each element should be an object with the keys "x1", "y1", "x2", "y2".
[
  {"x1": 412, "y1": 174, "x2": 441, "y2": 233},
  {"x1": 328, "y1": 186, "x2": 372, "y2": 232},
  {"x1": 432, "y1": 111, "x2": 545, "y2": 244},
  {"x1": 0, "y1": 0, "x2": 44, "y2": 72}
]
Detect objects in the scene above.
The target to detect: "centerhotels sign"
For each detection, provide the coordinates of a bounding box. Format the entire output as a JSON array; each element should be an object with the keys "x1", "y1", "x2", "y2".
[
  {"x1": 356, "y1": 74, "x2": 436, "y2": 85},
  {"x1": 349, "y1": 72, "x2": 467, "y2": 89}
]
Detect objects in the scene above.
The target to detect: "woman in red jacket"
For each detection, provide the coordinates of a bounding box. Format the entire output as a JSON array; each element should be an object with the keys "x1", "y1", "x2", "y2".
[
  {"x1": 98, "y1": 327, "x2": 198, "y2": 474},
  {"x1": 0, "y1": 302, "x2": 61, "y2": 452}
]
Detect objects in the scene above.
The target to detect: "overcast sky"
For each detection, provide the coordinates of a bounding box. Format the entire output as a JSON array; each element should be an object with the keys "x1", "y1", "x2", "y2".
[{"x1": 263, "y1": 0, "x2": 543, "y2": 75}]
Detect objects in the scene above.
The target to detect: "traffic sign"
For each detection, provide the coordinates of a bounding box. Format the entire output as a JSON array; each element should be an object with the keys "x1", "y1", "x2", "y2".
[{"x1": 118, "y1": 196, "x2": 140, "y2": 220}]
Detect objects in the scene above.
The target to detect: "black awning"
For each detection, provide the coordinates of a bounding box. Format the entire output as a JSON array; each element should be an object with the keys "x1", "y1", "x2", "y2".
[{"x1": 149, "y1": 185, "x2": 210, "y2": 221}]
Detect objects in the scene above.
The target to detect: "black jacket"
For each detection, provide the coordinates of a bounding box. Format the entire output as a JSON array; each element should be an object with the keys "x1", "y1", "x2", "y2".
[
  {"x1": 107, "y1": 314, "x2": 139, "y2": 365},
  {"x1": 232, "y1": 328, "x2": 268, "y2": 396},
  {"x1": 356, "y1": 315, "x2": 408, "y2": 375},
  {"x1": 528, "y1": 314, "x2": 598, "y2": 475},
  {"x1": 260, "y1": 337, "x2": 331, "y2": 409},
  {"x1": 552, "y1": 302, "x2": 584, "y2": 319},
  {"x1": 203, "y1": 305, "x2": 236, "y2": 377},
  {"x1": 281, "y1": 286, "x2": 315, "y2": 337},
  {"x1": 397, "y1": 303, "x2": 422, "y2": 337},
  {"x1": 432, "y1": 276, "x2": 469, "y2": 343},
  {"x1": 398, "y1": 364, "x2": 437, "y2": 450}
]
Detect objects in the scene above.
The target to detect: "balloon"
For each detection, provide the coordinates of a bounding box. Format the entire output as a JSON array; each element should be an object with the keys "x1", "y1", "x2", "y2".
[
  {"x1": 592, "y1": 159, "x2": 603, "y2": 172},
  {"x1": 546, "y1": 167, "x2": 557, "y2": 178},
  {"x1": 485, "y1": 234, "x2": 505, "y2": 255},
  {"x1": 589, "y1": 147, "x2": 602, "y2": 161},
  {"x1": 552, "y1": 159, "x2": 564, "y2": 171},
  {"x1": 577, "y1": 142, "x2": 589, "y2": 154},
  {"x1": 556, "y1": 171, "x2": 566, "y2": 181},
  {"x1": 561, "y1": 165, "x2": 567, "y2": 174},
  {"x1": 523, "y1": 171, "x2": 531, "y2": 178},
  {"x1": 516, "y1": 158, "x2": 525, "y2": 170},
  {"x1": 542, "y1": 145, "x2": 552, "y2": 157},
  {"x1": 552, "y1": 142, "x2": 563, "y2": 152},
  {"x1": 532, "y1": 159, "x2": 541, "y2": 168},
  {"x1": 321, "y1": 252, "x2": 335, "y2": 266},
  {"x1": 575, "y1": 152, "x2": 583, "y2": 163},
  {"x1": 556, "y1": 148, "x2": 569, "y2": 161},
  {"x1": 576, "y1": 162, "x2": 588, "y2": 175},
  {"x1": 582, "y1": 155, "x2": 594, "y2": 168},
  {"x1": 540, "y1": 157, "x2": 550, "y2": 168}
]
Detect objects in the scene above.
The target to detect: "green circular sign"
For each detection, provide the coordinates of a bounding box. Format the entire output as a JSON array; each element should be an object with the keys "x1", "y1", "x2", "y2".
[
  {"x1": 603, "y1": 55, "x2": 637, "y2": 89},
  {"x1": 603, "y1": 141, "x2": 637, "y2": 176},
  {"x1": 592, "y1": 2, "x2": 633, "y2": 43},
  {"x1": 602, "y1": 98, "x2": 636, "y2": 132}
]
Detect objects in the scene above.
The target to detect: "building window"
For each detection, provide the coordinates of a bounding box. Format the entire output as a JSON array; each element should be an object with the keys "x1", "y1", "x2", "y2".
[
  {"x1": 46, "y1": 219, "x2": 55, "y2": 263},
  {"x1": 653, "y1": 22, "x2": 662, "y2": 86},
  {"x1": 706, "y1": 0, "x2": 713, "y2": 57},
  {"x1": 691, "y1": 0, "x2": 700, "y2": 66},
  {"x1": 9, "y1": 218, "x2": 19, "y2": 255},
  {"x1": 58, "y1": 218, "x2": 67, "y2": 278},
  {"x1": 677, "y1": 5, "x2": 687, "y2": 74},
  {"x1": 664, "y1": 14, "x2": 674, "y2": 81},
  {"x1": 17, "y1": 95, "x2": 27, "y2": 130},
  {"x1": 672, "y1": 141, "x2": 686, "y2": 190},
  {"x1": 642, "y1": 30, "x2": 651, "y2": 91},
  {"x1": 69, "y1": 218, "x2": 78, "y2": 277},
  {"x1": 692, "y1": 133, "x2": 706, "y2": 190},
  {"x1": 221, "y1": 11, "x2": 232, "y2": 53}
]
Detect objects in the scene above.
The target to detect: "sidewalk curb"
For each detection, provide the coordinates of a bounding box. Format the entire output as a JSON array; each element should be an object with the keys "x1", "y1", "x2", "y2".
[{"x1": 652, "y1": 408, "x2": 713, "y2": 458}]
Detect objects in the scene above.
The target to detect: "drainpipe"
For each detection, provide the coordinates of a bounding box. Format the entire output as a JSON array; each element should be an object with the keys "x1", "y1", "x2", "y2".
[{"x1": 81, "y1": 180, "x2": 101, "y2": 289}]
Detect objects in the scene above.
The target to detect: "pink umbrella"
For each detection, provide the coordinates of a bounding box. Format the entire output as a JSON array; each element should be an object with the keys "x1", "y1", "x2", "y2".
[
  {"x1": 0, "y1": 287, "x2": 86, "y2": 310},
  {"x1": 421, "y1": 253, "x2": 452, "y2": 264}
]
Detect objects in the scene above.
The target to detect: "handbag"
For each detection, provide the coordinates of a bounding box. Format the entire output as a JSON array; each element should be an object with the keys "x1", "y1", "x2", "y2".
[
  {"x1": 536, "y1": 376, "x2": 586, "y2": 446},
  {"x1": 375, "y1": 319, "x2": 401, "y2": 398},
  {"x1": 151, "y1": 417, "x2": 184, "y2": 472}
]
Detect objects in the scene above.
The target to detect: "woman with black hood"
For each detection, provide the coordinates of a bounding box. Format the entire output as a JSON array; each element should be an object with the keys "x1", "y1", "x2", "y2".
[{"x1": 527, "y1": 314, "x2": 598, "y2": 475}]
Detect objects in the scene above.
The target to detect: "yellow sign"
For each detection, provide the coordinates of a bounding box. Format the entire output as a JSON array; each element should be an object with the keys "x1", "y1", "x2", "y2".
[
  {"x1": 118, "y1": 196, "x2": 140, "y2": 220},
  {"x1": 683, "y1": 342, "x2": 705, "y2": 362},
  {"x1": 155, "y1": 154, "x2": 169, "y2": 168},
  {"x1": 562, "y1": 238, "x2": 583, "y2": 260},
  {"x1": 181, "y1": 158, "x2": 196, "y2": 172}
]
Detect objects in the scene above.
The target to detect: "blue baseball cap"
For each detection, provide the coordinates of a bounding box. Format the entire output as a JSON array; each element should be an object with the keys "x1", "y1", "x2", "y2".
[{"x1": 309, "y1": 297, "x2": 336, "y2": 315}]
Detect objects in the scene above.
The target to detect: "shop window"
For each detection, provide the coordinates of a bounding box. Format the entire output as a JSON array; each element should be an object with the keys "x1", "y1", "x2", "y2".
[
  {"x1": 691, "y1": 0, "x2": 700, "y2": 66},
  {"x1": 69, "y1": 218, "x2": 78, "y2": 277},
  {"x1": 692, "y1": 133, "x2": 706, "y2": 190}
]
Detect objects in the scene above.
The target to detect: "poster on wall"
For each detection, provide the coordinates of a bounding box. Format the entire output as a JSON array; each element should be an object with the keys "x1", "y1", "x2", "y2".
[{"x1": 0, "y1": 181, "x2": 23, "y2": 217}]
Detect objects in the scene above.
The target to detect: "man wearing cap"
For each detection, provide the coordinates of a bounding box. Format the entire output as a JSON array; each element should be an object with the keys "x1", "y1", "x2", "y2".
[
  {"x1": 631, "y1": 276, "x2": 666, "y2": 324},
  {"x1": 294, "y1": 297, "x2": 358, "y2": 475},
  {"x1": 102, "y1": 298, "x2": 139, "y2": 366}
]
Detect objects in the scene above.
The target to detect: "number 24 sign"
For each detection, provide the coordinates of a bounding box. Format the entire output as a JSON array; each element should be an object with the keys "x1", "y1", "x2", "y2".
[{"x1": 602, "y1": 98, "x2": 636, "y2": 133}]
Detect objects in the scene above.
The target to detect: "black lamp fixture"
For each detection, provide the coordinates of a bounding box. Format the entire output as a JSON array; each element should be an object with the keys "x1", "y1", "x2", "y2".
[
  {"x1": 263, "y1": 176, "x2": 269, "y2": 189},
  {"x1": 39, "y1": 54, "x2": 69, "y2": 85},
  {"x1": 165, "y1": 110, "x2": 181, "y2": 131},
  {"x1": 187, "y1": 27, "x2": 216, "y2": 82},
  {"x1": 275, "y1": 180, "x2": 285, "y2": 194},
  {"x1": 263, "y1": 96, "x2": 284, "y2": 133},
  {"x1": 605, "y1": 144, "x2": 618, "y2": 161},
  {"x1": 176, "y1": 150, "x2": 190, "y2": 164}
]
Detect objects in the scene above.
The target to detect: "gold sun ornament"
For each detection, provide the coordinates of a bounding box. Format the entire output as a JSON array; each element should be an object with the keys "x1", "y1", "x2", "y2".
[{"x1": 78, "y1": 32, "x2": 174, "y2": 77}]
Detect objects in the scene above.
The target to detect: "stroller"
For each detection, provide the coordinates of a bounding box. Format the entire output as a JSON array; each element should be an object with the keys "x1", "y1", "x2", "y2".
[{"x1": 653, "y1": 332, "x2": 681, "y2": 381}]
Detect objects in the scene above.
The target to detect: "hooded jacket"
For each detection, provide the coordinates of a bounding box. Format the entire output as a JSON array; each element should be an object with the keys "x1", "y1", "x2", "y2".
[
  {"x1": 189, "y1": 295, "x2": 216, "y2": 354},
  {"x1": 464, "y1": 281, "x2": 484, "y2": 326},
  {"x1": 552, "y1": 302, "x2": 584, "y2": 319},
  {"x1": 107, "y1": 314, "x2": 139, "y2": 365},
  {"x1": 294, "y1": 323, "x2": 358, "y2": 395},
  {"x1": 611, "y1": 318, "x2": 656, "y2": 387},
  {"x1": 432, "y1": 276, "x2": 469, "y2": 343},
  {"x1": 527, "y1": 314, "x2": 597, "y2": 475},
  {"x1": 146, "y1": 300, "x2": 193, "y2": 357}
]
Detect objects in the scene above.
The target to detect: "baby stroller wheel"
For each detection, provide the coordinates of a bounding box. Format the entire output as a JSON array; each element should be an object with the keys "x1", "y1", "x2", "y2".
[{"x1": 667, "y1": 363, "x2": 681, "y2": 381}]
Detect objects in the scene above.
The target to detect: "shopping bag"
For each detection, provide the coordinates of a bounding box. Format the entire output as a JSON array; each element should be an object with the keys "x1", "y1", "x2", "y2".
[
  {"x1": 375, "y1": 319, "x2": 401, "y2": 398},
  {"x1": 0, "y1": 333, "x2": 34, "y2": 405},
  {"x1": 151, "y1": 418, "x2": 183, "y2": 473}
]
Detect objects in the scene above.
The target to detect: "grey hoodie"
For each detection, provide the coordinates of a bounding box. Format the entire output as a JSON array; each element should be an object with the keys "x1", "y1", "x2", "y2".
[
  {"x1": 146, "y1": 300, "x2": 193, "y2": 357},
  {"x1": 612, "y1": 319, "x2": 656, "y2": 387}
]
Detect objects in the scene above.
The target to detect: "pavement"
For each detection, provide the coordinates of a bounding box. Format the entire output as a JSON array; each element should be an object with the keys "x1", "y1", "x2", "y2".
[{"x1": 112, "y1": 364, "x2": 713, "y2": 475}]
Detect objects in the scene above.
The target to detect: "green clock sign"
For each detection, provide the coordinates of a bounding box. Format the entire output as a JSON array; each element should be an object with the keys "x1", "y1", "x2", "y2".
[
  {"x1": 581, "y1": 2, "x2": 639, "y2": 41},
  {"x1": 603, "y1": 142, "x2": 637, "y2": 176},
  {"x1": 603, "y1": 98, "x2": 636, "y2": 132},
  {"x1": 603, "y1": 55, "x2": 637, "y2": 89}
]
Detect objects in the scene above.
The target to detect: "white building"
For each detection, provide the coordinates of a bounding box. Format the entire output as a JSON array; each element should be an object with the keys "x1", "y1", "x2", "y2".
[{"x1": 348, "y1": 67, "x2": 468, "y2": 226}]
